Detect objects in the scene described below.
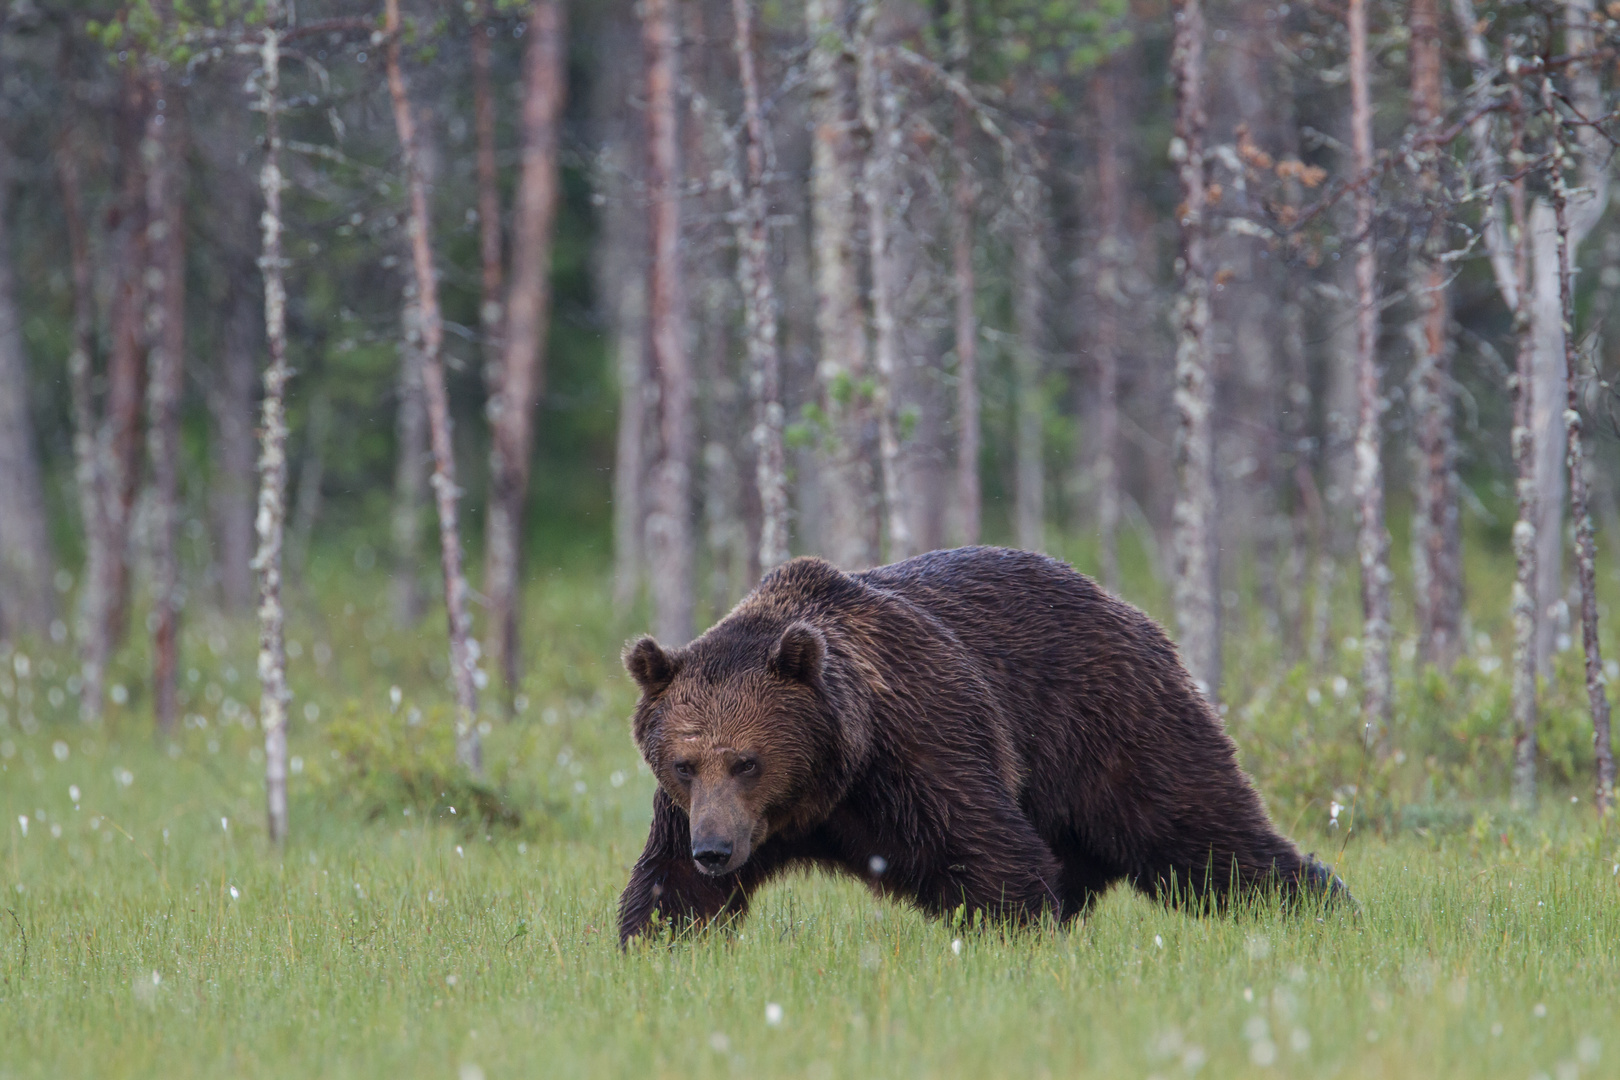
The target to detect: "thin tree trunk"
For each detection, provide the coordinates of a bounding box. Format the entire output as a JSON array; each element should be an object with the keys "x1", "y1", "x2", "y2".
[
  {"x1": 484, "y1": 0, "x2": 566, "y2": 711},
  {"x1": 287, "y1": 391, "x2": 330, "y2": 573},
  {"x1": 473, "y1": 0, "x2": 504, "y2": 374},
  {"x1": 807, "y1": 0, "x2": 877, "y2": 570},
  {"x1": 142, "y1": 89, "x2": 187, "y2": 734},
  {"x1": 56, "y1": 137, "x2": 112, "y2": 720},
  {"x1": 731, "y1": 0, "x2": 790, "y2": 574},
  {"x1": 391, "y1": 292, "x2": 427, "y2": 627},
  {"x1": 857, "y1": 2, "x2": 912, "y2": 562},
  {"x1": 946, "y1": 0, "x2": 979, "y2": 548},
  {"x1": 1170, "y1": 0, "x2": 1219, "y2": 698},
  {"x1": 1408, "y1": 0, "x2": 1460, "y2": 671},
  {"x1": 1348, "y1": 0, "x2": 1391, "y2": 752},
  {"x1": 1012, "y1": 168, "x2": 1046, "y2": 555},
  {"x1": 1547, "y1": 74, "x2": 1617, "y2": 816},
  {"x1": 105, "y1": 74, "x2": 152, "y2": 652},
  {"x1": 0, "y1": 132, "x2": 56, "y2": 641},
  {"x1": 386, "y1": 0, "x2": 484, "y2": 771},
  {"x1": 254, "y1": 16, "x2": 292, "y2": 845},
  {"x1": 641, "y1": 0, "x2": 695, "y2": 644},
  {"x1": 1091, "y1": 61, "x2": 1125, "y2": 593},
  {"x1": 1506, "y1": 78, "x2": 1542, "y2": 809}
]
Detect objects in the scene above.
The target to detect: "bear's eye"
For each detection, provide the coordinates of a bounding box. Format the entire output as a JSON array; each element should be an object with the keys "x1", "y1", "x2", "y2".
[
  {"x1": 732, "y1": 758, "x2": 759, "y2": 778},
  {"x1": 672, "y1": 761, "x2": 695, "y2": 781}
]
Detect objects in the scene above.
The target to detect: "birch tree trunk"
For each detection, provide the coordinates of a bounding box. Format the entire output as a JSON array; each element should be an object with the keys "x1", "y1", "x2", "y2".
[
  {"x1": 142, "y1": 89, "x2": 187, "y2": 733},
  {"x1": 253, "y1": 16, "x2": 292, "y2": 844},
  {"x1": 807, "y1": 0, "x2": 877, "y2": 570},
  {"x1": 1012, "y1": 168, "x2": 1046, "y2": 555},
  {"x1": 1170, "y1": 0, "x2": 1219, "y2": 699},
  {"x1": 1407, "y1": 0, "x2": 1460, "y2": 671},
  {"x1": 484, "y1": 0, "x2": 566, "y2": 710},
  {"x1": 641, "y1": 0, "x2": 695, "y2": 644},
  {"x1": 1349, "y1": 0, "x2": 1391, "y2": 751},
  {"x1": 731, "y1": 0, "x2": 790, "y2": 574},
  {"x1": 857, "y1": 2, "x2": 912, "y2": 562},
  {"x1": 0, "y1": 133, "x2": 56, "y2": 641},
  {"x1": 56, "y1": 138, "x2": 112, "y2": 720},
  {"x1": 386, "y1": 0, "x2": 484, "y2": 771},
  {"x1": 948, "y1": 0, "x2": 978, "y2": 548},
  {"x1": 1547, "y1": 76, "x2": 1617, "y2": 816},
  {"x1": 1090, "y1": 59, "x2": 1125, "y2": 594}
]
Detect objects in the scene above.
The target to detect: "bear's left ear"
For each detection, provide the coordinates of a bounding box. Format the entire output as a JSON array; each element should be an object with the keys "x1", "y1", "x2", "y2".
[
  {"x1": 768, "y1": 621, "x2": 826, "y2": 686},
  {"x1": 624, "y1": 636, "x2": 678, "y2": 697}
]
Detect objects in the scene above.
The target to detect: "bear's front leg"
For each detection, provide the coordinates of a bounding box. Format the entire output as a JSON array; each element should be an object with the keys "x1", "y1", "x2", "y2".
[{"x1": 618, "y1": 787, "x2": 752, "y2": 944}]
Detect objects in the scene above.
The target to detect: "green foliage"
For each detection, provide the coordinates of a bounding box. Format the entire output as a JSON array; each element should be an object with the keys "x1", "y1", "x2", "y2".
[{"x1": 317, "y1": 700, "x2": 526, "y2": 832}]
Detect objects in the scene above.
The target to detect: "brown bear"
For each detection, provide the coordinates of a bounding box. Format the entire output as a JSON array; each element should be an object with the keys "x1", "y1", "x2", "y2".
[{"x1": 617, "y1": 546, "x2": 1346, "y2": 943}]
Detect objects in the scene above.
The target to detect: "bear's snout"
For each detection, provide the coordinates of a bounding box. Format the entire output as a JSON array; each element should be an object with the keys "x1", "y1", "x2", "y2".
[{"x1": 690, "y1": 836, "x2": 733, "y2": 874}]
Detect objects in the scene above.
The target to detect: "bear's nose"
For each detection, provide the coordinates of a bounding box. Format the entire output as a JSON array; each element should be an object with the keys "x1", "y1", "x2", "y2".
[{"x1": 691, "y1": 838, "x2": 732, "y2": 873}]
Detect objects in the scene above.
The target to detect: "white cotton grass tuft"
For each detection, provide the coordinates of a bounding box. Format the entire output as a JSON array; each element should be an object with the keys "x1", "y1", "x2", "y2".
[
  {"x1": 221, "y1": 817, "x2": 229, "y2": 832},
  {"x1": 17, "y1": 815, "x2": 26, "y2": 837},
  {"x1": 764, "y1": 1002, "x2": 783, "y2": 1026},
  {"x1": 951, "y1": 938, "x2": 962, "y2": 956},
  {"x1": 69, "y1": 785, "x2": 80, "y2": 803},
  {"x1": 229, "y1": 886, "x2": 240, "y2": 899},
  {"x1": 1154, "y1": 934, "x2": 1164, "y2": 949}
]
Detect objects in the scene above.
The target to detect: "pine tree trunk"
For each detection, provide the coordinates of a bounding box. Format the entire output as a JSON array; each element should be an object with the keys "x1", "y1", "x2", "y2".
[
  {"x1": 1012, "y1": 168, "x2": 1046, "y2": 555},
  {"x1": 484, "y1": 0, "x2": 566, "y2": 711},
  {"x1": 0, "y1": 133, "x2": 56, "y2": 641},
  {"x1": 807, "y1": 0, "x2": 877, "y2": 570},
  {"x1": 142, "y1": 89, "x2": 187, "y2": 733},
  {"x1": 56, "y1": 138, "x2": 112, "y2": 720},
  {"x1": 1349, "y1": 0, "x2": 1391, "y2": 751},
  {"x1": 1170, "y1": 0, "x2": 1219, "y2": 699},
  {"x1": 641, "y1": 0, "x2": 695, "y2": 644},
  {"x1": 950, "y1": 102, "x2": 979, "y2": 549},
  {"x1": 1547, "y1": 74, "x2": 1617, "y2": 816},
  {"x1": 392, "y1": 291, "x2": 428, "y2": 627},
  {"x1": 386, "y1": 0, "x2": 484, "y2": 771},
  {"x1": 1407, "y1": 0, "x2": 1460, "y2": 671},
  {"x1": 1091, "y1": 59, "x2": 1126, "y2": 592},
  {"x1": 731, "y1": 0, "x2": 790, "y2": 574},
  {"x1": 857, "y1": 3, "x2": 912, "y2": 563},
  {"x1": 104, "y1": 74, "x2": 152, "y2": 653},
  {"x1": 254, "y1": 18, "x2": 292, "y2": 845}
]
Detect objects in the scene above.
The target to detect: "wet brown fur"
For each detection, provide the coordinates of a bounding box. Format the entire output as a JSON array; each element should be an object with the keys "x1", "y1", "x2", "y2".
[{"x1": 617, "y1": 547, "x2": 1347, "y2": 944}]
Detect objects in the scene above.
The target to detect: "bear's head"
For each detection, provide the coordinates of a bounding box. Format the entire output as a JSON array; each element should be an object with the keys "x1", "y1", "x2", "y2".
[{"x1": 624, "y1": 618, "x2": 855, "y2": 877}]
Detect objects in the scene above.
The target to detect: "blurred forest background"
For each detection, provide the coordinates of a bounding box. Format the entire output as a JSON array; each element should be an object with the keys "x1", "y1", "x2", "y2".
[{"x1": 3, "y1": 0, "x2": 1620, "y2": 836}]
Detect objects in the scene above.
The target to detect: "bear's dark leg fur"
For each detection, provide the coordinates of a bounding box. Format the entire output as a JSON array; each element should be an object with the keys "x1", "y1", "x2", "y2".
[
  {"x1": 618, "y1": 788, "x2": 781, "y2": 943},
  {"x1": 913, "y1": 800, "x2": 1066, "y2": 924}
]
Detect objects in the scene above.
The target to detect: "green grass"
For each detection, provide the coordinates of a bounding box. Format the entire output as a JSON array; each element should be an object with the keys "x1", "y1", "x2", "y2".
[{"x1": 2, "y1": 552, "x2": 1620, "y2": 1078}]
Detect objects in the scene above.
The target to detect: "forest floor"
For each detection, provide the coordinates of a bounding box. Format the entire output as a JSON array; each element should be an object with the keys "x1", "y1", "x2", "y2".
[{"x1": 2, "y1": 553, "x2": 1619, "y2": 1078}]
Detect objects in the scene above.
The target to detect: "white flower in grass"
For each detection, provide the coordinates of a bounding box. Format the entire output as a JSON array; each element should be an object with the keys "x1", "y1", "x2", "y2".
[
  {"x1": 16, "y1": 815, "x2": 26, "y2": 837},
  {"x1": 765, "y1": 1002, "x2": 783, "y2": 1026},
  {"x1": 221, "y1": 817, "x2": 229, "y2": 832},
  {"x1": 1154, "y1": 934, "x2": 1164, "y2": 949},
  {"x1": 229, "y1": 886, "x2": 240, "y2": 900},
  {"x1": 69, "y1": 785, "x2": 80, "y2": 803},
  {"x1": 951, "y1": 939, "x2": 962, "y2": 956}
]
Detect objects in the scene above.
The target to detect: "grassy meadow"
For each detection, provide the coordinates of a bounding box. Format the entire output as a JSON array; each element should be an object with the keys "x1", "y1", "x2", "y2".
[{"x1": 3, "y1": 542, "x2": 1620, "y2": 1079}]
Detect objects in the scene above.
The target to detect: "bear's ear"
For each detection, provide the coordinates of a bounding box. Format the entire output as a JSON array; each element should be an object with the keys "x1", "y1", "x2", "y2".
[
  {"x1": 623, "y1": 636, "x2": 677, "y2": 697},
  {"x1": 768, "y1": 621, "x2": 825, "y2": 686}
]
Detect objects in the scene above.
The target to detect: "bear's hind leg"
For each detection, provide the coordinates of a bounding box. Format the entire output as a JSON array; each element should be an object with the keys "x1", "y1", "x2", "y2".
[{"x1": 1053, "y1": 850, "x2": 1123, "y2": 921}]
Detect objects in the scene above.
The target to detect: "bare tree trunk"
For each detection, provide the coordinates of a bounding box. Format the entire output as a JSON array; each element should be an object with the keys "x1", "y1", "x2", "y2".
[
  {"x1": 641, "y1": 0, "x2": 695, "y2": 644},
  {"x1": 142, "y1": 90, "x2": 187, "y2": 734},
  {"x1": 473, "y1": 0, "x2": 504, "y2": 374},
  {"x1": 1090, "y1": 61, "x2": 1125, "y2": 593},
  {"x1": 484, "y1": 0, "x2": 566, "y2": 711},
  {"x1": 253, "y1": 17, "x2": 292, "y2": 845},
  {"x1": 1348, "y1": 0, "x2": 1391, "y2": 751},
  {"x1": 386, "y1": 0, "x2": 484, "y2": 771},
  {"x1": 807, "y1": 0, "x2": 877, "y2": 570},
  {"x1": 1547, "y1": 75, "x2": 1617, "y2": 816},
  {"x1": 611, "y1": 282, "x2": 648, "y2": 612},
  {"x1": 946, "y1": 0, "x2": 979, "y2": 549},
  {"x1": 392, "y1": 292, "x2": 428, "y2": 626},
  {"x1": 856, "y1": 2, "x2": 912, "y2": 562},
  {"x1": 729, "y1": 0, "x2": 790, "y2": 574},
  {"x1": 105, "y1": 74, "x2": 152, "y2": 652},
  {"x1": 0, "y1": 132, "x2": 56, "y2": 641},
  {"x1": 1170, "y1": 0, "x2": 1219, "y2": 698},
  {"x1": 1408, "y1": 0, "x2": 1460, "y2": 672},
  {"x1": 1507, "y1": 80, "x2": 1542, "y2": 809},
  {"x1": 56, "y1": 137, "x2": 112, "y2": 720},
  {"x1": 1012, "y1": 168, "x2": 1046, "y2": 555}
]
